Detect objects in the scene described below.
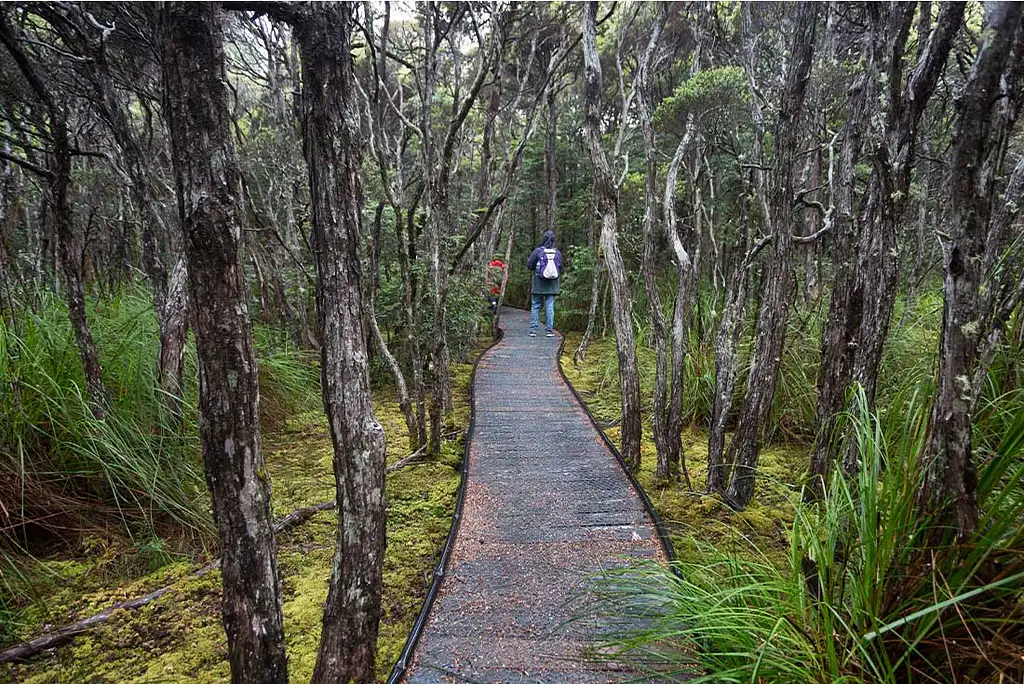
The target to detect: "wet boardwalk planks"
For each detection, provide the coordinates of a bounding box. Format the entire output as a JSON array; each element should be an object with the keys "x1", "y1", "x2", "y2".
[{"x1": 404, "y1": 308, "x2": 665, "y2": 683}]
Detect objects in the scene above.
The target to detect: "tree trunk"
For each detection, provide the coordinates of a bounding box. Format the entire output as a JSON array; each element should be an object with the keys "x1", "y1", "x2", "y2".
[
  {"x1": 642, "y1": 125, "x2": 672, "y2": 482},
  {"x1": 162, "y1": 5, "x2": 288, "y2": 683},
  {"x1": 661, "y1": 124, "x2": 699, "y2": 489},
  {"x1": 158, "y1": 256, "x2": 189, "y2": 426},
  {"x1": 54, "y1": 112, "x2": 108, "y2": 417},
  {"x1": 286, "y1": 6, "x2": 390, "y2": 681},
  {"x1": 826, "y1": 3, "x2": 963, "y2": 477},
  {"x1": 853, "y1": 4, "x2": 961, "y2": 404},
  {"x1": 637, "y1": 9, "x2": 676, "y2": 483},
  {"x1": 921, "y1": 4, "x2": 1023, "y2": 540},
  {"x1": 973, "y1": 158, "x2": 1024, "y2": 404},
  {"x1": 0, "y1": 15, "x2": 108, "y2": 417},
  {"x1": 807, "y1": 8, "x2": 878, "y2": 499},
  {"x1": 725, "y1": 3, "x2": 818, "y2": 508},
  {"x1": 422, "y1": 8, "x2": 446, "y2": 459},
  {"x1": 406, "y1": 208, "x2": 428, "y2": 450},
  {"x1": 546, "y1": 86, "x2": 558, "y2": 235},
  {"x1": 707, "y1": 257, "x2": 749, "y2": 494},
  {"x1": 583, "y1": 1, "x2": 642, "y2": 472},
  {"x1": 574, "y1": 250, "x2": 603, "y2": 364}
]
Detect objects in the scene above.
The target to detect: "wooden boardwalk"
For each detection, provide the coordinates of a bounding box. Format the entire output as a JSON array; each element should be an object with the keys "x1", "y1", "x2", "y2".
[{"x1": 403, "y1": 308, "x2": 666, "y2": 683}]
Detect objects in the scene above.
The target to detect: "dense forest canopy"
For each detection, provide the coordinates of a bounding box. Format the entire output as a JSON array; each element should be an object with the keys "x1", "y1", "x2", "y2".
[{"x1": 1, "y1": 1, "x2": 1023, "y2": 682}]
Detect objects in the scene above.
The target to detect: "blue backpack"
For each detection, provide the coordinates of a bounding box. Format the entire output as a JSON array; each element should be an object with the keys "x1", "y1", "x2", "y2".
[{"x1": 536, "y1": 248, "x2": 561, "y2": 280}]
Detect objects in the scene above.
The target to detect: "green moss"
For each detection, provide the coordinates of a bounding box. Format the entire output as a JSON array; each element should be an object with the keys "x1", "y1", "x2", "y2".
[
  {"x1": 377, "y1": 463, "x2": 460, "y2": 676},
  {"x1": 4, "y1": 341, "x2": 483, "y2": 683},
  {"x1": 560, "y1": 333, "x2": 805, "y2": 569}
]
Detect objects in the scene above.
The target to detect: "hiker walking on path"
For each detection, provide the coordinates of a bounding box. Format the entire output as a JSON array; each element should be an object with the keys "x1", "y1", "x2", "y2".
[{"x1": 526, "y1": 230, "x2": 563, "y2": 337}]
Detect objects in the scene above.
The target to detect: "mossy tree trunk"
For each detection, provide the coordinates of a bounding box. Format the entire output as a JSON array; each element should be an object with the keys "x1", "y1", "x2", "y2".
[
  {"x1": 921, "y1": 3, "x2": 1024, "y2": 540},
  {"x1": 285, "y1": 5, "x2": 389, "y2": 682},
  {"x1": 724, "y1": 2, "x2": 818, "y2": 508},
  {"x1": 162, "y1": 4, "x2": 288, "y2": 683},
  {"x1": 582, "y1": 1, "x2": 642, "y2": 472}
]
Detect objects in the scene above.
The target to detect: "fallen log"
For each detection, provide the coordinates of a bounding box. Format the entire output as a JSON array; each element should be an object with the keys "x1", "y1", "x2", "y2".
[
  {"x1": 385, "y1": 446, "x2": 427, "y2": 473},
  {"x1": 384, "y1": 431, "x2": 466, "y2": 474},
  {"x1": 0, "y1": 500, "x2": 335, "y2": 664}
]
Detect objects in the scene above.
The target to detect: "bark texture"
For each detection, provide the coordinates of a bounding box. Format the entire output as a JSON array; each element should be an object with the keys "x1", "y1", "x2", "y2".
[
  {"x1": 846, "y1": 3, "x2": 963, "y2": 433},
  {"x1": 636, "y1": 9, "x2": 678, "y2": 482},
  {"x1": 290, "y1": 5, "x2": 389, "y2": 682},
  {"x1": 157, "y1": 256, "x2": 189, "y2": 423},
  {"x1": 724, "y1": 3, "x2": 818, "y2": 508},
  {"x1": 162, "y1": 5, "x2": 287, "y2": 683},
  {"x1": 822, "y1": 4, "x2": 963, "y2": 479},
  {"x1": 660, "y1": 123, "x2": 698, "y2": 488},
  {"x1": 707, "y1": 258, "x2": 748, "y2": 493},
  {"x1": 582, "y1": 1, "x2": 642, "y2": 472},
  {"x1": 921, "y1": 3, "x2": 1024, "y2": 540},
  {"x1": 807, "y1": 7, "x2": 878, "y2": 498}
]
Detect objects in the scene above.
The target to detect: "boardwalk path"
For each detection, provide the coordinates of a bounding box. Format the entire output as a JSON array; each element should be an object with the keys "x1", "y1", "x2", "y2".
[{"x1": 404, "y1": 308, "x2": 666, "y2": 683}]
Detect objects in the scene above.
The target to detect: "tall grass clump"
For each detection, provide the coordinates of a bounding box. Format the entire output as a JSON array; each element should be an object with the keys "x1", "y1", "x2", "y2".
[
  {"x1": 0, "y1": 289, "x2": 209, "y2": 546},
  {"x1": 0, "y1": 287, "x2": 322, "y2": 550},
  {"x1": 594, "y1": 389, "x2": 1024, "y2": 682}
]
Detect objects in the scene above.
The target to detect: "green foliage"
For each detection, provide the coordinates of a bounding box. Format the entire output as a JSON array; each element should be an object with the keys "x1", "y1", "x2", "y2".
[
  {"x1": 556, "y1": 244, "x2": 598, "y2": 331},
  {"x1": 653, "y1": 66, "x2": 749, "y2": 130},
  {"x1": 372, "y1": 265, "x2": 489, "y2": 375},
  {"x1": 445, "y1": 272, "x2": 490, "y2": 362},
  {"x1": 251, "y1": 325, "x2": 321, "y2": 431},
  {"x1": 593, "y1": 391, "x2": 1024, "y2": 682},
  {"x1": 0, "y1": 286, "x2": 321, "y2": 550},
  {"x1": 0, "y1": 288, "x2": 208, "y2": 542}
]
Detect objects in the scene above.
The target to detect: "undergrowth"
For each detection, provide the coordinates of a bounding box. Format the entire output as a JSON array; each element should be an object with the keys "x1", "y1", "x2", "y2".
[
  {"x1": 1, "y1": 350, "x2": 480, "y2": 682},
  {"x1": 560, "y1": 332, "x2": 802, "y2": 568},
  {"x1": 592, "y1": 395, "x2": 1024, "y2": 683},
  {"x1": 0, "y1": 287, "x2": 319, "y2": 555},
  {"x1": 560, "y1": 289, "x2": 1024, "y2": 682},
  {"x1": 0, "y1": 289, "x2": 486, "y2": 681}
]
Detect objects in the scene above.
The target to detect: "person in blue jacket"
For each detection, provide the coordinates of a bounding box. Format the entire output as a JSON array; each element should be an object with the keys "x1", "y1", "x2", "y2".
[{"x1": 525, "y1": 230, "x2": 563, "y2": 337}]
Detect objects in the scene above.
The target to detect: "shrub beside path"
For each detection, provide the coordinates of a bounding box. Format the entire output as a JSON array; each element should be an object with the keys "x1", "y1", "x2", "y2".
[{"x1": 404, "y1": 308, "x2": 666, "y2": 683}]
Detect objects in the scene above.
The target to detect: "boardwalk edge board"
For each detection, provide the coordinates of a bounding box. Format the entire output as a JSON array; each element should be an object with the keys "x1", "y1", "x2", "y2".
[
  {"x1": 386, "y1": 326, "x2": 506, "y2": 684},
  {"x1": 554, "y1": 336, "x2": 679, "y2": 565}
]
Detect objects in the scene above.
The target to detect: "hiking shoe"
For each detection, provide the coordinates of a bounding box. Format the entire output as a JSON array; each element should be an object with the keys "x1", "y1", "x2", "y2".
[
  {"x1": 529, "y1": 330, "x2": 537, "y2": 337},
  {"x1": 546, "y1": 331, "x2": 555, "y2": 337}
]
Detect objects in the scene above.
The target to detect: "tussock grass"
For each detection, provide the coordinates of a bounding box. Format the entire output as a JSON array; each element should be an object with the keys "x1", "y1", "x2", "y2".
[
  {"x1": 593, "y1": 393, "x2": 1024, "y2": 683},
  {"x1": 0, "y1": 288, "x2": 207, "y2": 546},
  {"x1": 0, "y1": 286, "x2": 320, "y2": 551},
  {"x1": 563, "y1": 286, "x2": 1024, "y2": 681}
]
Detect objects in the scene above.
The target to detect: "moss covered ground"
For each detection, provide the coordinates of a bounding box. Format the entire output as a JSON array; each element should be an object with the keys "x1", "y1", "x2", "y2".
[
  {"x1": 1, "y1": 351, "x2": 481, "y2": 683},
  {"x1": 559, "y1": 334, "x2": 805, "y2": 568}
]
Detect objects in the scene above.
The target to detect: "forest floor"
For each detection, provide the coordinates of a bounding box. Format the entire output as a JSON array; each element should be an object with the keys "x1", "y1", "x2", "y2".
[
  {"x1": 2, "y1": 327, "x2": 806, "y2": 683},
  {"x1": 1, "y1": 354, "x2": 480, "y2": 683},
  {"x1": 558, "y1": 334, "x2": 806, "y2": 568}
]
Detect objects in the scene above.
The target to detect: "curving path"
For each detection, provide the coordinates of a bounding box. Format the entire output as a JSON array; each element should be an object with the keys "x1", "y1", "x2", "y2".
[{"x1": 404, "y1": 308, "x2": 666, "y2": 683}]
